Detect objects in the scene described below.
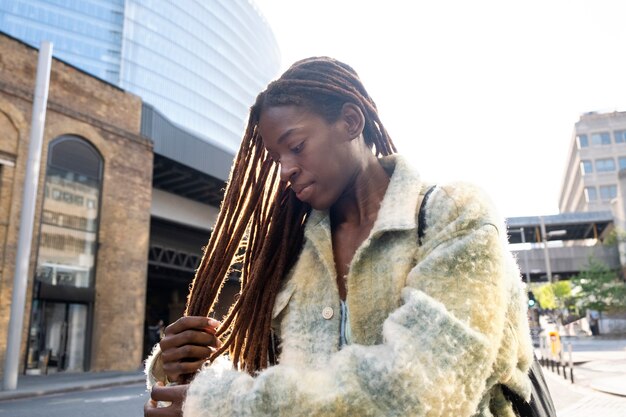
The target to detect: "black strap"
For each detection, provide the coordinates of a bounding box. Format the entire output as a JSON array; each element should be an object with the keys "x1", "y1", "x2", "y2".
[
  {"x1": 417, "y1": 185, "x2": 437, "y2": 246},
  {"x1": 501, "y1": 355, "x2": 557, "y2": 417}
]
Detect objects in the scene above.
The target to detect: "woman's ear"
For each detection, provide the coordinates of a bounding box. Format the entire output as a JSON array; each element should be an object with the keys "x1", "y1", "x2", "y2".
[{"x1": 340, "y1": 103, "x2": 365, "y2": 140}]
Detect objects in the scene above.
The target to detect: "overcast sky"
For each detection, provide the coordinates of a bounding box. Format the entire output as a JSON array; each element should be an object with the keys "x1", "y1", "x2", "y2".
[{"x1": 253, "y1": 0, "x2": 626, "y2": 218}]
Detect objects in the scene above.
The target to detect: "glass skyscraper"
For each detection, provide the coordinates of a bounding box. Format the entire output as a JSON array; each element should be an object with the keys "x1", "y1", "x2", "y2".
[{"x1": 0, "y1": 0, "x2": 280, "y2": 151}]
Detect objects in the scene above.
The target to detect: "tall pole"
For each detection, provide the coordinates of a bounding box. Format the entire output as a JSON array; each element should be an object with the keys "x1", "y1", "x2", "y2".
[
  {"x1": 3, "y1": 41, "x2": 53, "y2": 391},
  {"x1": 540, "y1": 216, "x2": 553, "y2": 283}
]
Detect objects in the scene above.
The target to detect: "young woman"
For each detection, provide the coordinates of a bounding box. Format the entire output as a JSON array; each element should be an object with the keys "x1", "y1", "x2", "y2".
[{"x1": 144, "y1": 57, "x2": 534, "y2": 417}]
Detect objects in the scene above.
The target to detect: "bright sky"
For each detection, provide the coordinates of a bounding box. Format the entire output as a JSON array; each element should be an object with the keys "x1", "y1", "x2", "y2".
[{"x1": 253, "y1": 0, "x2": 626, "y2": 218}]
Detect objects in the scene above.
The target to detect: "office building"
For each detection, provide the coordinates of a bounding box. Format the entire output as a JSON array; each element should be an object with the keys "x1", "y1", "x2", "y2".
[
  {"x1": 0, "y1": 0, "x2": 280, "y2": 151},
  {"x1": 560, "y1": 111, "x2": 626, "y2": 213}
]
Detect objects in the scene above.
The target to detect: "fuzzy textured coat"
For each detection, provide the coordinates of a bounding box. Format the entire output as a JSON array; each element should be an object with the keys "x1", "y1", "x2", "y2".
[{"x1": 146, "y1": 154, "x2": 534, "y2": 417}]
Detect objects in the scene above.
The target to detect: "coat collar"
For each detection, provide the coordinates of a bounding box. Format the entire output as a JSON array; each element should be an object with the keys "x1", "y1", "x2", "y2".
[{"x1": 305, "y1": 154, "x2": 423, "y2": 241}]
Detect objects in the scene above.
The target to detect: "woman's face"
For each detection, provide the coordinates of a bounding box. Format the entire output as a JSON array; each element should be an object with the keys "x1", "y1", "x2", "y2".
[{"x1": 258, "y1": 104, "x2": 362, "y2": 210}]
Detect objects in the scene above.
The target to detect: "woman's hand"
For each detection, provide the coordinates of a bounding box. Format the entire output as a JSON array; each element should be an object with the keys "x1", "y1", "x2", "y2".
[
  {"x1": 144, "y1": 382, "x2": 188, "y2": 417},
  {"x1": 159, "y1": 316, "x2": 221, "y2": 383}
]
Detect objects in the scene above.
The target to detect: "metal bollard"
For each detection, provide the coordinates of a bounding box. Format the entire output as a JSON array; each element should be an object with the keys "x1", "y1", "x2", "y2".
[{"x1": 568, "y1": 343, "x2": 574, "y2": 383}]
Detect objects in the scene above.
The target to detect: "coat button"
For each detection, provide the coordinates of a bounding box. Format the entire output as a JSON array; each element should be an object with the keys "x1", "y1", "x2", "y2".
[{"x1": 322, "y1": 306, "x2": 334, "y2": 320}]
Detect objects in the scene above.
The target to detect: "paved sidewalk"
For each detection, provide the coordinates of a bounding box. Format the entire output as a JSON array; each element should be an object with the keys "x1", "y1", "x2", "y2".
[
  {"x1": 0, "y1": 370, "x2": 145, "y2": 402},
  {"x1": 549, "y1": 335, "x2": 626, "y2": 397},
  {"x1": 533, "y1": 334, "x2": 626, "y2": 417}
]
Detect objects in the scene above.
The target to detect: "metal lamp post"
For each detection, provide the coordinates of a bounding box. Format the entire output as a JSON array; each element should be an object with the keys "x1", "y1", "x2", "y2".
[{"x1": 539, "y1": 216, "x2": 567, "y2": 284}]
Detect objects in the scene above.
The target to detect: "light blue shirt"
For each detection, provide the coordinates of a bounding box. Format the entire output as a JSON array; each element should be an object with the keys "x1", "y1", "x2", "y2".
[{"x1": 339, "y1": 300, "x2": 352, "y2": 348}]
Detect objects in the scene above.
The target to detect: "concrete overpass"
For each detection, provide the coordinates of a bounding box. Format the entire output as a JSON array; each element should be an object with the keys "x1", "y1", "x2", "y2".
[{"x1": 505, "y1": 211, "x2": 620, "y2": 283}]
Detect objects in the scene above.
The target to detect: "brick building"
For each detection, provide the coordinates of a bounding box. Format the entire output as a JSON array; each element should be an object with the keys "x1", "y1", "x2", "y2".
[{"x1": 0, "y1": 33, "x2": 153, "y2": 375}]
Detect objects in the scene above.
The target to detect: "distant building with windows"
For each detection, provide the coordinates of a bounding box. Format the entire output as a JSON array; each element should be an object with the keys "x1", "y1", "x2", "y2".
[{"x1": 559, "y1": 111, "x2": 626, "y2": 213}]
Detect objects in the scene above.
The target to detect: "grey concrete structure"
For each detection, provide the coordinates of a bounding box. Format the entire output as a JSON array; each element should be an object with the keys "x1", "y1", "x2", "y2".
[{"x1": 506, "y1": 211, "x2": 617, "y2": 282}]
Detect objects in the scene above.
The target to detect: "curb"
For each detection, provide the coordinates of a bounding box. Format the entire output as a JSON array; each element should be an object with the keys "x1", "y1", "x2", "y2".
[
  {"x1": 590, "y1": 376, "x2": 626, "y2": 398},
  {"x1": 541, "y1": 362, "x2": 626, "y2": 398},
  {"x1": 0, "y1": 375, "x2": 145, "y2": 402}
]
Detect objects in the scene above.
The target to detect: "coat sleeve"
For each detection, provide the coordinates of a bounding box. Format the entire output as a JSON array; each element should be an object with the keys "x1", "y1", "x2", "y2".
[
  {"x1": 183, "y1": 183, "x2": 520, "y2": 417},
  {"x1": 144, "y1": 343, "x2": 166, "y2": 390}
]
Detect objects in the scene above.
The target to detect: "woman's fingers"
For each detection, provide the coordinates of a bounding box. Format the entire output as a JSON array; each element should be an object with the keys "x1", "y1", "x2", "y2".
[
  {"x1": 160, "y1": 329, "x2": 219, "y2": 351},
  {"x1": 151, "y1": 382, "x2": 188, "y2": 402},
  {"x1": 144, "y1": 397, "x2": 167, "y2": 417},
  {"x1": 162, "y1": 359, "x2": 207, "y2": 383},
  {"x1": 160, "y1": 344, "x2": 212, "y2": 363},
  {"x1": 164, "y1": 316, "x2": 220, "y2": 337},
  {"x1": 145, "y1": 383, "x2": 188, "y2": 417},
  {"x1": 157, "y1": 316, "x2": 221, "y2": 383}
]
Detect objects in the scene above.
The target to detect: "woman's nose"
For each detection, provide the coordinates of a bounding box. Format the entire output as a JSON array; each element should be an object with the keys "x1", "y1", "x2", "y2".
[{"x1": 280, "y1": 161, "x2": 299, "y2": 183}]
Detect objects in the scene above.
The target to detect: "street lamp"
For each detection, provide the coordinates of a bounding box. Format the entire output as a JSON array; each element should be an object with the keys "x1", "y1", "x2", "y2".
[
  {"x1": 539, "y1": 216, "x2": 567, "y2": 283},
  {"x1": 510, "y1": 227, "x2": 532, "y2": 285}
]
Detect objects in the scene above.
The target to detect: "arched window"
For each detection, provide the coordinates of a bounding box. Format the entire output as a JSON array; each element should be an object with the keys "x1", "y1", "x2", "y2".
[{"x1": 27, "y1": 135, "x2": 103, "y2": 373}]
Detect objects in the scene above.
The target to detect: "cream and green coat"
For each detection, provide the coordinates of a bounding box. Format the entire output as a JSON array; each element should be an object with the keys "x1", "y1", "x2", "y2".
[{"x1": 147, "y1": 154, "x2": 534, "y2": 417}]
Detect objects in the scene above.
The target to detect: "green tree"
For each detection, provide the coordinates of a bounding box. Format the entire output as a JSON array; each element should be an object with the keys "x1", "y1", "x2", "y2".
[
  {"x1": 534, "y1": 283, "x2": 557, "y2": 310},
  {"x1": 601, "y1": 228, "x2": 626, "y2": 246},
  {"x1": 570, "y1": 257, "x2": 626, "y2": 313},
  {"x1": 534, "y1": 281, "x2": 572, "y2": 310}
]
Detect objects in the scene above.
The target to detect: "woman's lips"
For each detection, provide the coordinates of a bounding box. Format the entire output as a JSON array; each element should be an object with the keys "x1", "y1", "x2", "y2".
[{"x1": 294, "y1": 183, "x2": 313, "y2": 200}]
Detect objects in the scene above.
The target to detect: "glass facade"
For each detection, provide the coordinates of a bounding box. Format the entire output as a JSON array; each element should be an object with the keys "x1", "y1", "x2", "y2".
[
  {"x1": 0, "y1": 0, "x2": 124, "y2": 84},
  {"x1": 0, "y1": 0, "x2": 280, "y2": 151},
  {"x1": 120, "y1": 0, "x2": 279, "y2": 151}
]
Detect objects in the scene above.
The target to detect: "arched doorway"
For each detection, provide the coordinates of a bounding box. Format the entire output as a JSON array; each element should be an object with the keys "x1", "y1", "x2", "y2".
[{"x1": 26, "y1": 135, "x2": 103, "y2": 373}]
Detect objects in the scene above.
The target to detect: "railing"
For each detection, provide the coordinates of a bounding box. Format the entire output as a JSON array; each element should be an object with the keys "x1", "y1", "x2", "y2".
[{"x1": 537, "y1": 332, "x2": 575, "y2": 383}]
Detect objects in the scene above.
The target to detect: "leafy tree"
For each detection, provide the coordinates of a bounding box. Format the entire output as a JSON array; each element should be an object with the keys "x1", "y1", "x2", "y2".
[
  {"x1": 602, "y1": 228, "x2": 626, "y2": 246},
  {"x1": 534, "y1": 283, "x2": 557, "y2": 310},
  {"x1": 570, "y1": 257, "x2": 626, "y2": 313},
  {"x1": 533, "y1": 281, "x2": 575, "y2": 325},
  {"x1": 534, "y1": 281, "x2": 572, "y2": 310}
]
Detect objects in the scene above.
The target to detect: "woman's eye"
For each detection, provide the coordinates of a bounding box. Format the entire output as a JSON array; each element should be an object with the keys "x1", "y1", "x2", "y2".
[{"x1": 291, "y1": 142, "x2": 304, "y2": 154}]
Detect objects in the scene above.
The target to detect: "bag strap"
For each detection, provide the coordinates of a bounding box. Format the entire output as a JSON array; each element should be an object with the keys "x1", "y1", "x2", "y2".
[{"x1": 417, "y1": 185, "x2": 437, "y2": 246}]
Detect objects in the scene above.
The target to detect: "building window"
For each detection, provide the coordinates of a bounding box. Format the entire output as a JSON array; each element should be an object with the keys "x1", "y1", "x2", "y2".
[
  {"x1": 615, "y1": 130, "x2": 626, "y2": 144},
  {"x1": 591, "y1": 132, "x2": 611, "y2": 145},
  {"x1": 599, "y1": 184, "x2": 618, "y2": 200},
  {"x1": 580, "y1": 160, "x2": 593, "y2": 174},
  {"x1": 585, "y1": 186, "x2": 598, "y2": 202},
  {"x1": 619, "y1": 157, "x2": 626, "y2": 170},
  {"x1": 577, "y1": 134, "x2": 589, "y2": 148},
  {"x1": 27, "y1": 135, "x2": 103, "y2": 373},
  {"x1": 596, "y1": 158, "x2": 616, "y2": 172}
]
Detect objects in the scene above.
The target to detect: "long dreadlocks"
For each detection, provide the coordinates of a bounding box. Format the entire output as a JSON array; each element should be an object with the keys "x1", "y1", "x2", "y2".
[{"x1": 185, "y1": 56, "x2": 397, "y2": 374}]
